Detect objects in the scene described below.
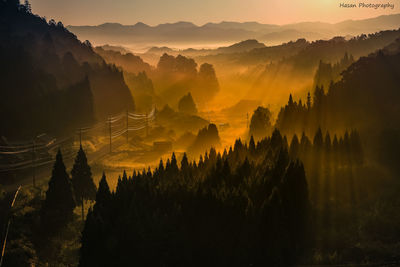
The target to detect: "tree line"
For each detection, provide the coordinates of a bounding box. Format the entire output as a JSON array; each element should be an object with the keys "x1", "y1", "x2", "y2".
[{"x1": 79, "y1": 129, "x2": 310, "y2": 266}]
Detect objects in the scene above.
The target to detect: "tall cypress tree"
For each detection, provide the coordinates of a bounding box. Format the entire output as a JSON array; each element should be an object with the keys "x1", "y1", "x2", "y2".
[
  {"x1": 280, "y1": 160, "x2": 309, "y2": 257},
  {"x1": 289, "y1": 134, "x2": 300, "y2": 159},
  {"x1": 71, "y1": 145, "x2": 97, "y2": 220},
  {"x1": 40, "y1": 149, "x2": 76, "y2": 233},
  {"x1": 181, "y1": 153, "x2": 189, "y2": 170},
  {"x1": 80, "y1": 173, "x2": 112, "y2": 267},
  {"x1": 249, "y1": 135, "x2": 256, "y2": 154},
  {"x1": 94, "y1": 172, "x2": 112, "y2": 212}
]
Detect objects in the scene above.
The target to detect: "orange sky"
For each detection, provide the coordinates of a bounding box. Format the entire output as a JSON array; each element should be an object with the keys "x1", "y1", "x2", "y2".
[{"x1": 29, "y1": 0, "x2": 400, "y2": 26}]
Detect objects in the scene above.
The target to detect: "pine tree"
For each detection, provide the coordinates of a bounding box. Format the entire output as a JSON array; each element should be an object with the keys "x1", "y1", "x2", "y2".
[
  {"x1": 281, "y1": 161, "x2": 309, "y2": 255},
  {"x1": 289, "y1": 134, "x2": 300, "y2": 159},
  {"x1": 79, "y1": 208, "x2": 97, "y2": 267},
  {"x1": 71, "y1": 146, "x2": 97, "y2": 220},
  {"x1": 249, "y1": 135, "x2": 256, "y2": 154},
  {"x1": 40, "y1": 149, "x2": 76, "y2": 233},
  {"x1": 313, "y1": 127, "x2": 324, "y2": 151},
  {"x1": 169, "y1": 152, "x2": 179, "y2": 175},
  {"x1": 181, "y1": 153, "x2": 189, "y2": 170},
  {"x1": 157, "y1": 159, "x2": 165, "y2": 176},
  {"x1": 271, "y1": 148, "x2": 289, "y2": 185},
  {"x1": 94, "y1": 172, "x2": 112, "y2": 212},
  {"x1": 80, "y1": 174, "x2": 113, "y2": 267},
  {"x1": 288, "y1": 94, "x2": 294, "y2": 106},
  {"x1": 270, "y1": 128, "x2": 283, "y2": 152},
  {"x1": 300, "y1": 132, "x2": 311, "y2": 153}
]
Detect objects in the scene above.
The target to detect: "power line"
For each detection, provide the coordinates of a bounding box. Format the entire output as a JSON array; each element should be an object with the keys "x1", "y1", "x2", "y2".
[{"x1": 0, "y1": 110, "x2": 156, "y2": 171}]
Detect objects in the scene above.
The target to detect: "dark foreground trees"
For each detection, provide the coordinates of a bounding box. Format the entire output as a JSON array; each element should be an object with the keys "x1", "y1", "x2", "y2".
[
  {"x1": 71, "y1": 145, "x2": 97, "y2": 220},
  {"x1": 40, "y1": 150, "x2": 75, "y2": 233},
  {"x1": 79, "y1": 130, "x2": 310, "y2": 267}
]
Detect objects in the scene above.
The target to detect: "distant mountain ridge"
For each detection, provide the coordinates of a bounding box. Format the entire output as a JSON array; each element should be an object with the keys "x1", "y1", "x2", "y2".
[
  {"x1": 67, "y1": 14, "x2": 400, "y2": 46},
  {"x1": 143, "y1": 39, "x2": 266, "y2": 57}
]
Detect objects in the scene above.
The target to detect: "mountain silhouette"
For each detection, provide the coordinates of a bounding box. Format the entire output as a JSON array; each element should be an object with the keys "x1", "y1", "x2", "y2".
[{"x1": 68, "y1": 14, "x2": 400, "y2": 45}]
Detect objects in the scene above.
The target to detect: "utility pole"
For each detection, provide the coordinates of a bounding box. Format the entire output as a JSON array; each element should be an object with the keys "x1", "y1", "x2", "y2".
[
  {"x1": 32, "y1": 140, "x2": 36, "y2": 188},
  {"x1": 79, "y1": 128, "x2": 82, "y2": 146},
  {"x1": 126, "y1": 110, "x2": 129, "y2": 144},
  {"x1": 108, "y1": 116, "x2": 112, "y2": 153},
  {"x1": 145, "y1": 112, "x2": 149, "y2": 137}
]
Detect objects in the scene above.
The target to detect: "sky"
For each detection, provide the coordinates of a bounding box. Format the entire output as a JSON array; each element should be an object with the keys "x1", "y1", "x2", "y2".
[{"x1": 29, "y1": 0, "x2": 400, "y2": 26}]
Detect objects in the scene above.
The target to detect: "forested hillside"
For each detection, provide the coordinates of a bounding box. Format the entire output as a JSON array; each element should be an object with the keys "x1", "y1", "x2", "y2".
[
  {"x1": 275, "y1": 38, "x2": 400, "y2": 172},
  {"x1": 99, "y1": 50, "x2": 220, "y2": 110},
  {"x1": 0, "y1": 0, "x2": 134, "y2": 139},
  {"x1": 79, "y1": 132, "x2": 310, "y2": 266}
]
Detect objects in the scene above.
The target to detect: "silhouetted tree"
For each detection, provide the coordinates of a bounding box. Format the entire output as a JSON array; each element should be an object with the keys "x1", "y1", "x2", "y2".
[
  {"x1": 40, "y1": 150, "x2": 76, "y2": 233},
  {"x1": 79, "y1": 173, "x2": 113, "y2": 267},
  {"x1": 289, "y1": 134, "x2": 300, "y2": 159},
  {"x1": 195, "y1": 63, "x2": 220, "y2": 103},
  {"x1": 178, "y1": 92, "x2": 198, "y2": 115},
  {"x1": 249, "y1": 135, "x2": 256, "y2": 154},
  {"x1": 78, "y1": 130, "x2": 313, "y2": 266},
  {"x1": 281, "y1": 160, "x2": 309, "y2": 257},
  {"x1": 249, "y1": 106, "x2": 272, "y2": 141},
  {"x1": 71, "y1": 146, "x2": 97, "y2": 220},
  {"x1": 93, "y1": 172, "x2": 112, "y2": 212},
  {"x1": 313, "y1": 127, "x2": 324, "y2": 152}
]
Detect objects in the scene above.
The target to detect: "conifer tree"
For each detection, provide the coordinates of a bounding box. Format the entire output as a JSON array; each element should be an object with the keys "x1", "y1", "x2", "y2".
[
  {"x1": 313, "y1": 127, "x2": 324, "y2": 152},
  {"x1": 300, "y1": 132, "x2": 311, "y2": 154},
  {"x1": 270, "y1": 128, "x2": 283, "y2": 152},
  {"x1": 71, "y1": 146, "x2": 97, "y2": 220},
  {"x1": 289, "y1": 134, "x2": 300, "y2": 159},
  {"x1": 249, "y1": 135, "x2": 256, "y2": 154},
  {"x1": 169, "y1": 152, "x2": 179, "y2": 174},
  {"x1": 288, "y1": 94, "x2": 294, "y2": 106},
  {"x1": 80, "y1": 174, "x2": 112, "y2": 267},
  {"x1": 281, "y1": 161, "x2": 309, "y2": 254},
  {"x1": 94, "y1": 172, "x2": 112, "y2": 212},
  {"x1": 41, "y1": 149, "x2": 76, "y2": 233},
  {"x1": 181, "y1": 153, "x2": 189, "y2": 170}
]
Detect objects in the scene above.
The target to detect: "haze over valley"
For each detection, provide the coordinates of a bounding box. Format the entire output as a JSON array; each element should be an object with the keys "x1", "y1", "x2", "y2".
[{"x1": 1, "y1": 1, "x2": 400, "y2": 266}]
